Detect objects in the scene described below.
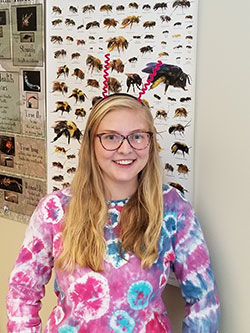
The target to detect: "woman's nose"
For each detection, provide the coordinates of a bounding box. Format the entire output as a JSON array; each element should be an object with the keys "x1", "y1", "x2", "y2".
[{"x1": 117, "y1": 138, "x2": 133, "y2": 153}]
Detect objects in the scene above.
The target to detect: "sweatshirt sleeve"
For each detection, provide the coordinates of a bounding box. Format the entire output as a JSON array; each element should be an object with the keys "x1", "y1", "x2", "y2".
[
  {"x1": 170, "y1": 192, "x2": 220, "y2": 333},
  {"x1": 6, "y1": 193, "x2": 64, "y2": 332}
]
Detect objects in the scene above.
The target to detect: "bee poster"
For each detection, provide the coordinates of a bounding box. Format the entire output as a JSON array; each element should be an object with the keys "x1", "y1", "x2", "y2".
[
  {"x1": 11, "y1": 3, "x2": 43, "y2": 67},
  {"x1": 0, "y1": 8, "x2": 11, "y2": 59},
  {"x1": 46, "y1": 0, "x2": 198, "y2": 203}
]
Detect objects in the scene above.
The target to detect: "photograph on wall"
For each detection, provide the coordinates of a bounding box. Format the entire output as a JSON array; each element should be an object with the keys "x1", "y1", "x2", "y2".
[
  {"x1": 23, "y1": 70, "x2": 41, "y2": 92},
  {"x1": 11, "y1": 4, "x2": 43, "y2": 66},
  {"x1": 0, "y1": 9, "x2": 11, "y2": 59}
]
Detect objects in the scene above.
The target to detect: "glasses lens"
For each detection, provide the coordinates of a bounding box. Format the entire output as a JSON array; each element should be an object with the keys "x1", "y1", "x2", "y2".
[
  {"x1": 101, "y1": 133, "x2": 122, "y2": 150},
  {"x1": 128, "y1": 132, "x2": 152, "y2": 149}
]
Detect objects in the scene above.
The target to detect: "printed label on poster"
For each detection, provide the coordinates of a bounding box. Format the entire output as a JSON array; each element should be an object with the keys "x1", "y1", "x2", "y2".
[
  {"x1": 0, "y1": 9, "x2": 11, "y2": 59},
  {"x1": 11, "y1": 4, "x2": 43, "y2": 66},
  {"x1": 0, "y1": 71, "x2": 20, "y2": 133}
]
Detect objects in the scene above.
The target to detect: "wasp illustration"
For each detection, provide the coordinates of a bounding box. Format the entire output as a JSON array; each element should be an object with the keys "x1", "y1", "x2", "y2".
[
  {"x1": 100, "y1": 4, "x2": 113, "y2": 13},
  {"x1": 180, "y1": 97, "x2": 191, "y2": 102},
  {"x1": 65, "y1": 18, "x2": 75, "y2": 26},
  {"x1": 86, "y1": 21, "x2": 100, "y2": 30},
  {"x1": 69, "y1": 6, "x2": 78, "y2": 13},
  {"x1": 69, "y1": 88, "x2": 87, "y2": 103},
  {"x1": 51, "y1": 35, "x2": 63, "y2": 44},
  {"x1": 52, "y1": 82, "x2": 68, "y2": 95},
  {"x1": 140, "y1": 45, "x2": 153, "y2": 54},
  {"x1": 52, "y1": 161, "x2": 64, "y2": 169},
  {"x1": 142, "y1": 4, "x2": 151, "y2": 10},
  {"x1": 67, "y1": 167, "x2": 76, "y2": 174},
  {"x1": 126, "y1": 73, "x2": 142, "y2": 92},
  {"x1": 103, "y1": 18, "x2": 118, "y2": 28},
  {"x1": 57, "y1": 65, "x2": 69, "y2": 78},
  {"x1": 165, "y1": 163, "x2": 174, "y2": 173},
  {"x1": 128, "y1": 57, "x2": 138, "y2": 63},
  {"x1": 75, "y1": 108, "x2": 87, "y2": 119},
  {"x1": 54, "y1": 49, "x2": 66, "y2": 58},
  {"x1": 159, "y1": 52, "x2": 169, "y2": 57},
  {"x1": 129, "y1": 2, "x2": 139, "y2": 9},
  {"x1": 155, "y1": 109, "x2": 168, "y2": 119},
  {"x1": 72, "y1": 68, "x2": 85, "y2": 80},
  {"x1": 154, "y1": 2, "x2": 168, "y2": 10},
  {"x1": 52, "y1": 19, "x2": 62, "y2": 26},
  {"x1": 168, "y1": 182, "x2": 187, "y2": 194},
  {"x1": 142, "y1": 63, "x2": 190, "y2": 94},
  {"x1": 54, "y1": 101, "x2": 71, "y2": 115},
  {"x1": 116, "y1": 5, "x2": 125, "y2": 11},
  {"x1": 107, "y1": 36, "x2": 128, "y2": 52},
  {"x1": 0, "y1": 176, "x2": 22, "y2": 193},
  {"x1": 171, "y1": 142, "x2": 189, "y2": 157},
  {"x1": 66, "y1": 36, "x2": 74, "y2": 42},
  {"x1": 83, "y1": 5, "x2": 95, "y2": 13},
  {"x1": 52, "y1": 175, "x2": 64, "y2": 182},
  {"x1": 67, "y1": 154, "x2": 76, "y2": 159},
  {"x1": 87, "y1": 79, "x2": 99, "y2": 88},
  {"x1": 77, "y1": 39, "x2": 85, "y2": 45},
  {"x1": 121, "y1": 16, "x2": 140, "y2": 28},
  {"x1": 160, "y1": 15, "x2": 171, "y2": 22},
  {"x1": 143, "y1": 21, "x2": 156, "y2": 28},
  {"x1": 52, "y1": 6, "x2": 62, "y2": 14},
  {"x1": 177, "y1": 163, "x2": 190, "y2": 175},
  {"x1": 108, "y1": 77, "x2": 122, "y2": 93},
  {"x1": 86, "y1": 55, "x2": 103, "y2": 73},
  {"x1": 72, "y1": 52, "x2": 81, "y2": 60},
  {"x1": 144, "y1": 34, "x2": 154, "y2": 39},
  {"x1": 174, "y1": 107, "x2": 188, "y2": 118},
  {"x1": 169, "y1": 121, "x2": 191, "y2": 135},
  {"x1": 52, "y1": 120, "x2": 82, "y2": 144},
  {"x1": 109, "y1": 59, "x2": 124, "y2": 73},
  {"x1": 173, "y1": 0, "x2": 191, "y2": 8}
]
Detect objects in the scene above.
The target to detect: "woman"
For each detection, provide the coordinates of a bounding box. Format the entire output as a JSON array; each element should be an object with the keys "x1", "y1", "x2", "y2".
[{"x1": 7, "y1": 94, "x2": 220, "y2": 332}]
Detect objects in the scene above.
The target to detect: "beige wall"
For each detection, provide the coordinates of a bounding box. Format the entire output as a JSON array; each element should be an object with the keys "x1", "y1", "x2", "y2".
[{"x1": 1, "y1": 0, "x2": 250, "y2": 332}]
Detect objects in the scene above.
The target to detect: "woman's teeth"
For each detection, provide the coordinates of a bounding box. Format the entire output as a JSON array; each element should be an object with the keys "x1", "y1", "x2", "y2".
[{"x1": 115, "y1": 160, "x2": 134, "y2": 165}]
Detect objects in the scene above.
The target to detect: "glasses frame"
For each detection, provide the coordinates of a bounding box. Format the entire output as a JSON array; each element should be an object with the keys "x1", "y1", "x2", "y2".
[{"x1": 96, "y1": 131, "x2": 153, "y2": 151}]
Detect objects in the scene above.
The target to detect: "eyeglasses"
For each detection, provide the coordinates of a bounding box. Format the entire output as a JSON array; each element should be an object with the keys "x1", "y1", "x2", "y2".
[{"x1": 96, "y1": 132, "x2": 153, "y2": 151}]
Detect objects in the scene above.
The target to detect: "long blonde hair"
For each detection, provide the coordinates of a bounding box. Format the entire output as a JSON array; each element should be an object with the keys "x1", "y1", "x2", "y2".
[{"x1": 56, "y1": 94, "x2": 163, "y2": 272}]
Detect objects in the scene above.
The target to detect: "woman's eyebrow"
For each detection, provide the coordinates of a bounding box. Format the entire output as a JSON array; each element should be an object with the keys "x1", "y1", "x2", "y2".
[{"x1": 98, "y1": 129, "x2": 148, "y2": 134}]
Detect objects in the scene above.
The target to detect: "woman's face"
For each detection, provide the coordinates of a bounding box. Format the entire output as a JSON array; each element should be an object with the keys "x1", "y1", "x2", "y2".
[{"x1": 94, "y1": 107, "x2": 151, "y2": 198}]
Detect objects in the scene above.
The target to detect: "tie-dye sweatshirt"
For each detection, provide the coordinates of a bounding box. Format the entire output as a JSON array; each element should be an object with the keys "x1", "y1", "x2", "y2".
[{"x1": 6, "y1": 185, "x2": 220, "y2": 332}]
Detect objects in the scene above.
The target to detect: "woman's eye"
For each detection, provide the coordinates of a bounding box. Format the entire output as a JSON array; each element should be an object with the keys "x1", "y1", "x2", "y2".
[
  {"x1": 105, "y1": 134, "x2": 118, "y2": 141},
  {"x1": 133, "y1": 133, "x2": 143, "y2": 140}
]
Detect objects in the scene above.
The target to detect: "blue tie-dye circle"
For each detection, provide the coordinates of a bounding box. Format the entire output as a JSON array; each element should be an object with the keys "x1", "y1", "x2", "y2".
[
  {"x1": 127, "y1": 280, "x2": 153, "y2": 310},
  {"x1": 110, "y1": 310, "x2": 135, "y2": 333},
  {"x1": 58, "y1": 325, "x2": 77, "y2": 333}
]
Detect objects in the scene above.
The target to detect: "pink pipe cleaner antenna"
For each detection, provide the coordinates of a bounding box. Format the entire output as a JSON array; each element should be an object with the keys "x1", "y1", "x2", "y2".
[
  {"x1": 102, "y1": 53, "x2": 110, "y2": 98},
  {"x1": 138, "y1": 60, "x2": 163, "y2": 102}
]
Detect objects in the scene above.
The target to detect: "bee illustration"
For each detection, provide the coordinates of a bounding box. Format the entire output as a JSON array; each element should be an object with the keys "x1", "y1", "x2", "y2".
[
  {"x1": 128, "y1": 57, "x2": 138, "y2": 63},
  {"x1": 143, "y1": 21, "x2": 156, "y2": 28},
  {"x1": 144, "y1": 34, "x2": 154, "y2": 39},
  {"x1": 52, "y1": 82, "x2": 68, "y2": 95},
  {"x1": 52, "y1": 19, "x2": 62, "y2": 26},
  {"x1": 169, "y1": 121, "x2": 191, "y2": 135},
  {"x1": 165, "y1": 163, "x2": 174, "y2": 173},
  {"x1": 172, "y1": 34, "x2": 181, "y2": 38},
  {"x1": 186, "y1": 35, "x2": 193, "y2": 40},
  {"x1": 159, "y1": 52, "x2": 169, "y2": 57},
  {"x1": 185, "y1": 15, "x2": 193, "y2": 19},
  {"x1": 57, "y1": 65, "x2": 69, "y2": 78},
  {"x1": 186, "y1": 24, "x2": 193, "y2": 29},
  {"x1": 121, "y1": 16, "x2": 140, "y2": 29},
  {"x1": 50, "y1": 35, "x2": 63, "y2": 44},
  {"x1": 52, "y1": 120, "x2": 82, "y2": 144},
  {"x1": 52, "y1": 6, "x2": 62, "y2": 14},
  {"x1": 89, "y1": 35, "x2": 95, "y2": 40},
  {"x1": 180, "y1": 97, "x2": 191, "y2": 102},
  {"x1": 54, "y1": 101, "x2": 72, "y2": 115},
  {"x1": 155, "y1": 109, "x2": 168, "y2": 119},
  {"x1": 142, "y1": 63, "x2": 190, "y2": 94},
  {"x1": 161, "y1": 41, "x2": 167, "y2": 45},
  {"x1": 65, "y1": 18, "x2": 75, "y2": 26},
  {"x1": 52, "y1": 175, "x2": 64, "y2": 182},
  {"x1": 69, "y1": 88, "x2": 87, "y2": 103},
  {"x1": 67, "y1": 167, "x2": 76, "y2": 174},
  {"x1": 160, "y1": 15, "x2": 171, "y2": 22},
  {"x1": 67, "y1": 154, "x2": 76, "y2": 159},
  {"x1": 168, "y1": 97, "x2": 176, "y2": 102},
  {"x1": 52, "y1": 161, "x2": 64, "y2": 169},
  {"x1": 177, "y1": 163, "x2": 190, "y2": 175},
  {"x1": 55, "y1": 146, "x2": 67, "y2": 154},
  {"x1": 72, "y1": 68, "x2": 85, "y2": 80},
  {"x1": 174, "y1": 22, "x2": 182, "y2": 26},
  {"x1": 77, "y1": 39, "x2": 85, "y2": 45},
  {"x1": 140, "y1": 45, "x2": 153, "y2": 54},
  {"x1": 69, "y1": 6, "x2": 78, "y2": 13},
  {"x1": 174, "y1": 107, "x2": 188, "y2": 118},
  {"x1": 126, "y1": 73, "x2": 142, "y2": 92},
  {"x1": 87, "y1": 79, "x2": 100, "y2": 88},
  {"x1": 75, "y1": 108, "x2": 87, "y2": 119},
  {"x1": 116, "y1": 5, "x2": 125, "y2": 11},
  {"x1": 142, "y1": 4, "x2": 151, "y2": 10},
  {"x1": 66, "y1": 36, "x2": 74, "y2": 42},
  {"x1": 53, "y1": 186, "x2": 60, "y2": 192},
  {"x1": 54, "y1": 49, "x2": 66, "y2": 58},
  {"x1": 186, "y1": 45, "x2": 192, "y2": 49},
  {"x1": 174, "y1": 44, "x2": 182, "y2": 49},
  {"x1": 71, "y1": 52, "x2": 81, "y2": 59},
  {"x1": 103, "y1": 18, "x2": 118, "y2": 28},
  {"x1": 86, "y1": 55, "x2": 103, "y2": 73},
  {"x1": 86, "y1": 21, "x2": 100, "y2": 30},
  {"x1": 154, "y1": 3, "x2": 168, "y2": 10},
  {"x1": 82, "y1": 5, "x2": 95, "y2": 13},
  {"x1": 100, "y1": 4, "x2": 113, "y2": 13},
  {"x1": 108, "y1": 77, "x2": 122, "y2": 93},
  {"x1": 154, "y1": 94, "x2": 161, "y2": 100},
  {"x1": 171, "y1": 142, "x2": 189, "y2": 157},
  {"x1": 62, "y1": 182, "x2": 71, "y2": 189},
  {"x1": 107, "y1": 36, "x2": 128, "y2": 53},
  {"x1": 128, "y1": 2, "x2": 139, "y2": 9},
  {"x1": 77, "y1": 24, "x2": 84, "y2": 30},
  {"x1": 173, "y1": 0, "x2": 191, "y2": 8},
  {"x1": 162, "y1": 30, "x2": 169, "y2": 34},
  {"x1": 109, "y1": 59, "x2": 124, "y2": 73},
  {"x1": 168, "y1": 182, "x2": 188, "y2": 194}
]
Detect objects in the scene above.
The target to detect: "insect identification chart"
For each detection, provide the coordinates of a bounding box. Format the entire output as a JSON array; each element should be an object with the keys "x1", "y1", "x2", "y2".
[
  {"x1": 0, "y1": 0, "x2": 46, "y2": 223},
  {"x1": 46, "y1": 0, "x2": 198, "y2": 204}
]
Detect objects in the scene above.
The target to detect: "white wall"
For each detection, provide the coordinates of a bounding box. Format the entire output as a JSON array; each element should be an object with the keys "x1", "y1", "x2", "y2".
[{"x1": 1, "y1": 0, "x2": 250, "y2": 332}]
